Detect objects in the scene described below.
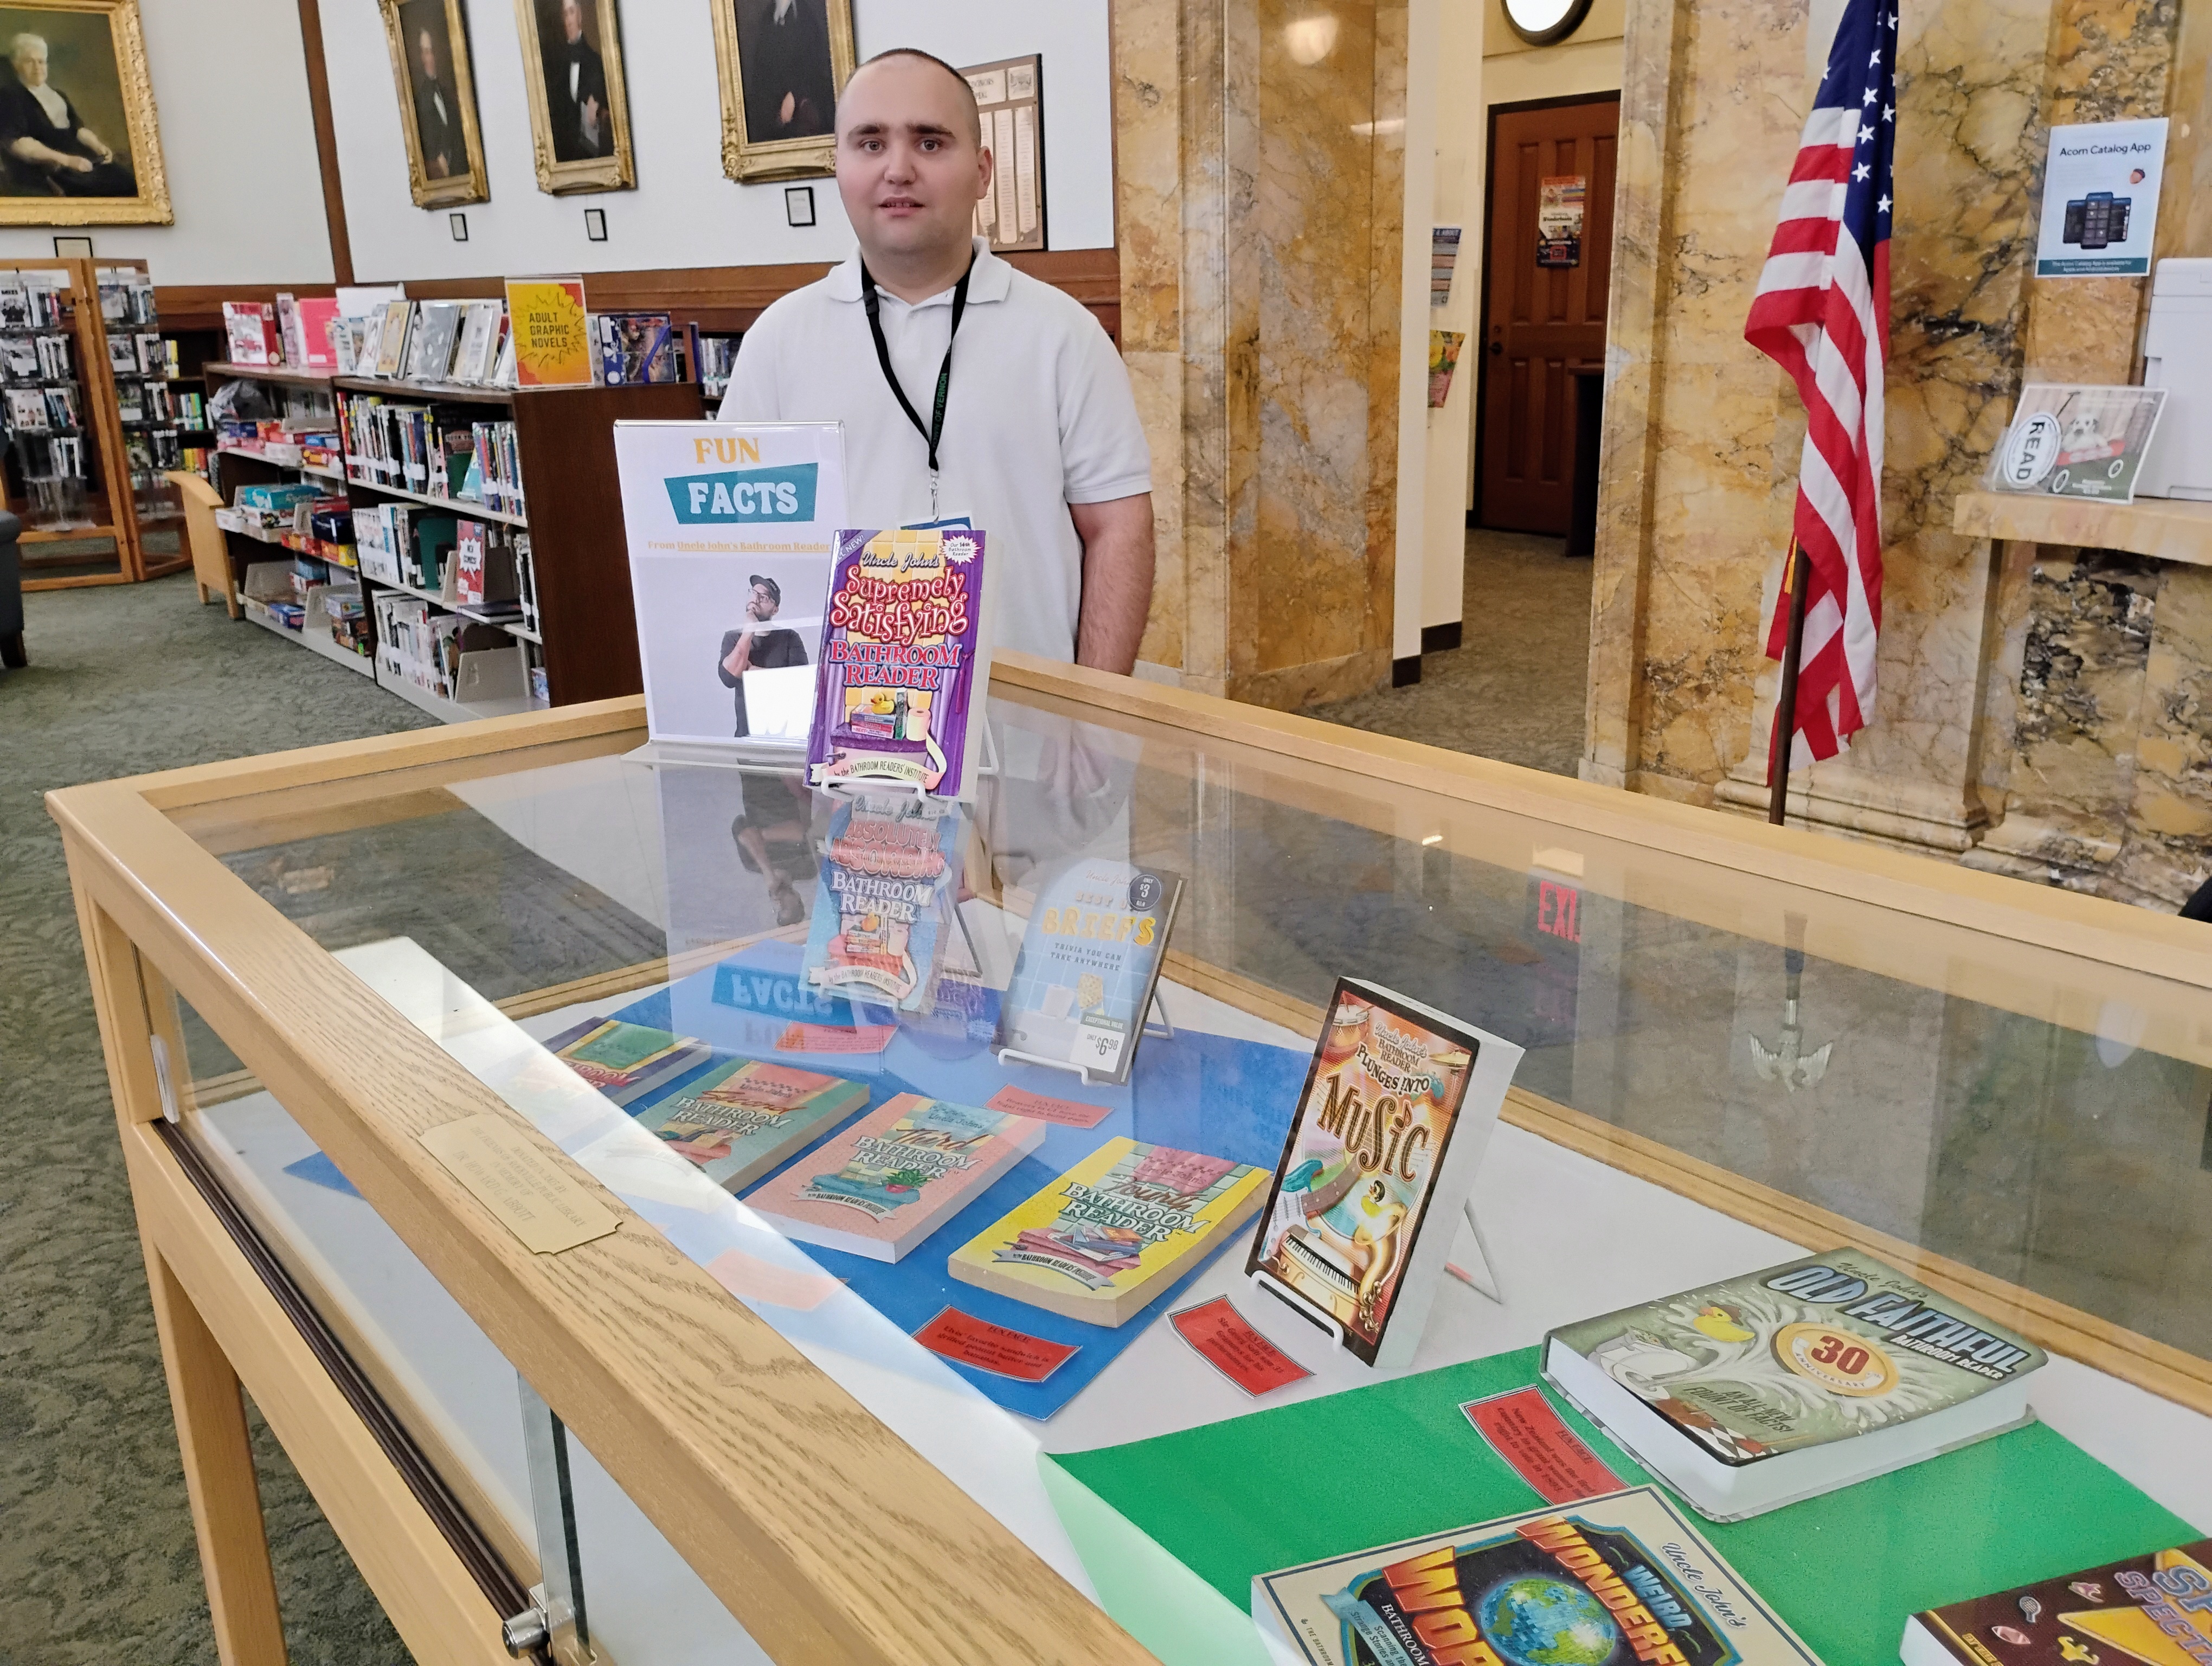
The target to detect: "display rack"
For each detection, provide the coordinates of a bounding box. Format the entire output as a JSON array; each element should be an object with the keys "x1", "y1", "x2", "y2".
[
  {"x1": 0, "y1": 257, "x2": 190, "y2": 591},
  {"x1": 331, "y1": 371, "x2": 700, "y2": 719}
]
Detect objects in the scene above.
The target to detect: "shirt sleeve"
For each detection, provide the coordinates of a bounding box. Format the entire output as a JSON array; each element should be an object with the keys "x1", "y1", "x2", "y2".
[
  {"x1": 1057, "y1": 310, "x2": 1153, "y2": 505},
  {"x1": 717, "y1": 322, "x2": 782, "y2": 422}
]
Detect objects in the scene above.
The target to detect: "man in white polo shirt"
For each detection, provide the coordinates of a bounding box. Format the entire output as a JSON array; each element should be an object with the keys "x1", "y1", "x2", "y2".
[{"x1": 717, "y1": 48, "x2": 1154, "y2": 672}]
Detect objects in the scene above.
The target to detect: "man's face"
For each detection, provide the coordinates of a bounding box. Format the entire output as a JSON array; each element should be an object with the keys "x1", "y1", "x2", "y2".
[
  {"x1": 416, "y1": 30, "x2": 440, "y2": 81},
  {"x1": 562, "y1": 0, "x2": 583, "y2": 44},
  {"x1": 748, "y1": 584, "x2": 779, "y2": 620},
  {"x1": 14, "y1": 46, "x2": 46, "y2": 87},
  {"x1": 834, "y1": 57, "x2": 990, "y2": 268}
]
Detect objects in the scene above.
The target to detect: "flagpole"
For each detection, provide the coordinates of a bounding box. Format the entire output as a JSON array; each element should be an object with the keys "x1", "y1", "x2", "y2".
[{"x1": 1767, "y1": 537, "x2": 1809, "y2": 827}]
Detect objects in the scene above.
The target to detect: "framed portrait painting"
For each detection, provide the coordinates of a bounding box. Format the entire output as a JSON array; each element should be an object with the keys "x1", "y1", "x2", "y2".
[
  {"x1": 512, "y1": 0, "x2": 632, "y2": 194},
  {"x1": 710, "y1": 0, "x2": 855, "y2": 183},
  {"x1": 0, "y1": 0, "x2": 169, "y2": 226},
  {"x1": 379, "y1": 0, "x2": 488, "y2": 208}
]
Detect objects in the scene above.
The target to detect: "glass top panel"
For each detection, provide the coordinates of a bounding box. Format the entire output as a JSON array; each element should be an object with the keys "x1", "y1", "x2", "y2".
[{"x1": 162, "y1": 684, "x2": 2212, "y2": 1657}]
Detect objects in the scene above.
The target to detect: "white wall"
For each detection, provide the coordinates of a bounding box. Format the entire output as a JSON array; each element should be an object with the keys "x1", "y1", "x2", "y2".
[
  {"x1": 0, "y1": 0, "x2": 331, "y2": 284},
  {"x1": 321, "y1": 0, "x2": 1116, "y2": 284}
]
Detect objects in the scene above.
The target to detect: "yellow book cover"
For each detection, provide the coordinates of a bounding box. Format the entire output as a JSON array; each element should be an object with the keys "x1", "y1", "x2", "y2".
[
  {"x1": 504, "y1": 277, "x2": 591, "y2": 387},
  {"x1": 947, "y1": 1137, "x2": 1268, "y2": 1327}
]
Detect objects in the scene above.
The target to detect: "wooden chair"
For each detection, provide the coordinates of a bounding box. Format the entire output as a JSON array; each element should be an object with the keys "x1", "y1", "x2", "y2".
[{"x1": 165, "y1": 469, "x2": 238, "y2": 619}]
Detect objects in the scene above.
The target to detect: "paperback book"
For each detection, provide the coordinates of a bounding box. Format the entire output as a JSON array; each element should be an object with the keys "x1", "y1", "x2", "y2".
[
  {"x1": 594, "y1": 310, "x2": 677, "y2": 384},
  {"x1": 222, "y1": 301, "x2": 279, "y2": 365},
  {"x1": 1253, "y1": 1486, "x2": 1825, "y2": 1666},
  {"x1": 1902, "y1": 1539, "x2": 2212, "y2": 1666},
  {"x1": 806, "y1": 524, "x2": 988, "y2": 796},
  {"x1": 995, "y1": 858, "x2": 1181, "y2": 1086},
  {"x1": 1542, "y1": 1247, "x2": 2048, "y2": 1521},
  {"x1": 799, "y1": 794, "x2": 964, "y2": 1014},
  {"x1": 1245, "y1": 979, "x2": 1519, "y2": 1370},
  {"x1": 530, "y1": 1016, "x2": 709, "y2": 1108},
  {"x1": 631, "y1": 1059, "x2": 868, "y2": 1194},
  {"x1": 746, "y1": 1093, "x2": 1043, "y2": 1262},
  {"x1": 947, "y1": 1137, "x2": 1268, "y2": 1326}
]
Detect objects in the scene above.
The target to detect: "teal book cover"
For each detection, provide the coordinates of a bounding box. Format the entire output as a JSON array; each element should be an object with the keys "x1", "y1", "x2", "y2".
[{"x1": 631, "y1": 1058, "x2": 867, "y2": 1194}]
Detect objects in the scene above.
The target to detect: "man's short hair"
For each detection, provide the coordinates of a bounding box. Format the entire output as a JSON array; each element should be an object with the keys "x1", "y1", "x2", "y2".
[
  {"x1": 9, "y1": 32, "x2": 46, "y2": 62},
  {"x1": 845, "y1": 47, "x2": 981, "y2": 147}
]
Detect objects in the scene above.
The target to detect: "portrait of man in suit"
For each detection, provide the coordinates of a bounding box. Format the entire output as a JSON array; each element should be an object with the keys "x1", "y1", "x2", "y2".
[
  {"x1": 538, "y1": 0, "x2": 610, "y2": 161},
  {"x1": 735, "y1": 0, "x2": 836, "y2": 141},
  {"x1": 381, "y1": 0, "x2": 484, "y2": 206}
]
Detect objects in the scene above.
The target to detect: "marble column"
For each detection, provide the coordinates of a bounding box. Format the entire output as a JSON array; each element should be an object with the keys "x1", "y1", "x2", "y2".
[{"x1": 1115, "y1": 0, "x2": 1405, "y2": 710}]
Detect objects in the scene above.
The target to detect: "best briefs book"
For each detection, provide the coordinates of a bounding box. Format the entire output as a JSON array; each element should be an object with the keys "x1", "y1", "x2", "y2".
[
  {"x1": 746, "y1": 1093, "x2": 1043, "y2": 1262},
  {"x1": 1902, "y1": 1539, "x2": 2212, "y2": 1666},
  {"x1": 1245, "y1": 979, "x2": 1521, "y2": 1371},
  {"x1": 1542, "y1": 1248, "x2": 2047, "y2": 1522},
  {"x1": 947, "y1": 1137, "x2": 1269, "y2": 1327},
  {"x1": 995, "y1": 858, "x2": 1183, "y2": 1086},
  {"x1": 1253, "y1": 1485, "x2": 1824, "y2": 1666},
  {"x1": 631, "y1": 1060, "x2": 867, "y2": 1194}
]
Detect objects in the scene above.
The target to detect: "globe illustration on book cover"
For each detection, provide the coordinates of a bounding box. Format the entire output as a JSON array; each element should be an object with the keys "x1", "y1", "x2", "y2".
[{"x1": 1475, "y1": 1577, "x2": 1617, "y2": 1666}]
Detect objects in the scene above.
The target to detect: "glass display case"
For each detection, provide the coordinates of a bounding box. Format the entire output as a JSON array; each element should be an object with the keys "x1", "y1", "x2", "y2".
[{"x1": 53, "y1": 655, "x2": 2212, "y2": 1666}]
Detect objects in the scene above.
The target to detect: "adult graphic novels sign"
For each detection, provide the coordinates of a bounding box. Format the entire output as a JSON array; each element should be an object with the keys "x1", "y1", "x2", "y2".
[{"x1": 613, "y1": 419, "x2": 845, "y2": 748}]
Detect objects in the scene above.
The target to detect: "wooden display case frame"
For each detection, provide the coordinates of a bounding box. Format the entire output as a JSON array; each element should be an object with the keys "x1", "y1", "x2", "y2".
[
  {"x1": 49, "y1": 657, "x2": 2212, "y2": 1664},
  {"x1": 7, "y1": 257, "x2": 188, "y2": 591}
]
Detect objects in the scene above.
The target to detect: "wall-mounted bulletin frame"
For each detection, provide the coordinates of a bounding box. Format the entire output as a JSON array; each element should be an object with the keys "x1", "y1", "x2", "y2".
[
  {"x1": 710, "y1": 0, "x2": 855, "y2": 183},
  {"x1": 0, "y1": 0, "x2": 170, "y2": 226},
  {"x1": 512, "y1": 0, "x2": 634, "y2": 194},
  {"x1": 378, "y1": 0, "x2": 490, "y2": 208},
  {"x1": 962, "y1": 54, "x2": 1044, "y2": 253}
]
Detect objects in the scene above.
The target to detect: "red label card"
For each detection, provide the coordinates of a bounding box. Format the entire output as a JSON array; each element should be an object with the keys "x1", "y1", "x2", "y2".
[
  {"x1": 985, "y1": 1084, "x2": 1114, "y2": 1129},
  {"x1": 775, "y1": 1022, "x2": 895, "y2": 1054},
  {"x1": 1461, "y1": 1387, "x2": 1623, "y2": 1503},
  {"x1": 914, "y1": 1306, "x2": 1079, "y2": 1383},
  {"x1": 1170, "y1": 1296, "x2": 1313, "y2": 1396}
]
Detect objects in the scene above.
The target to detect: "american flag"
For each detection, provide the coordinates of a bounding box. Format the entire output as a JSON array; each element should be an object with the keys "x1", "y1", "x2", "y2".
[{"x1": 1744, "y1": 0, "x2": 1897, "y2": 770}]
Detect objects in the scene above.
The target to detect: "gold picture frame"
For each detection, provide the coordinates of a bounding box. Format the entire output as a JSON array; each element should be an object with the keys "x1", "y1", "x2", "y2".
[
  {"x1": 378, "y1": 0, "x2": 489, "y2": 209},
  {"x1": 0, "y1": 0, "x2": 170, "y2": 226},
  {"x1": 710, "y1": 0, "x2": 855, "y2": 184},
  {"x1": 512, "y1": 0, "x2": 633, "y2": 194}
]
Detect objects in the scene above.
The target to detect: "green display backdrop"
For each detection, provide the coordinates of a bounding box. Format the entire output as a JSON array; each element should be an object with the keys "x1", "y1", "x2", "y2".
[{"x1": 1047, "y1": 1347, "x2": 2195, "y2": 1665}]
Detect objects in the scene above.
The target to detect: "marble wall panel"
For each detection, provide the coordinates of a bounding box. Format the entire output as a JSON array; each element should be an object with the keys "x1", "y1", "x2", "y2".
[
  {"x1": 2153, "y1": 0, "x2": 2212, "y2": 260},
  {"x1": 1246, "y1": 0, "x2": 1389, "y2": 681},
  {"x1": 2117, "y1": 564, "x2": 2212, "y2": 904}
]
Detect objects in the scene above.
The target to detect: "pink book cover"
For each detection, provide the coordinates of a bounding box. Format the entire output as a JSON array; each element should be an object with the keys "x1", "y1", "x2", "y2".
[{"x1": 744, "y1": 1092, "x2": 1044, "y2": 1263}]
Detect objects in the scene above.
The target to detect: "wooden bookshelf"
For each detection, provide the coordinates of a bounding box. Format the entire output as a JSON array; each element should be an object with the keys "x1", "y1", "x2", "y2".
[
  {"x1": 331, "y1": 374, "x2": 702, "y2": 708},
  {"x1": 3, "y1": 257, "x2": 191, "y2": 590}
]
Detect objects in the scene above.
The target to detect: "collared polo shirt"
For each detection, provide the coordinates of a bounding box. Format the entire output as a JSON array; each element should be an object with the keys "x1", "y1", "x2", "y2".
[{"x1": 717, "y1": 237, "x2": 1151, "y2": 662}]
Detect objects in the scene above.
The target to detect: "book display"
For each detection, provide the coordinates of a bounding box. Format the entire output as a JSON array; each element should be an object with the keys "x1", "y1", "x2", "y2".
[
  {"x1": 66, "y1": 653, "x2": 2212, "y2": 1666},
  {"x1": 202, "y1": 292, "x2": 700, "y2": 716},
  {"x1": 0, "y1": 258, "x2": 196, "y2": 590}
]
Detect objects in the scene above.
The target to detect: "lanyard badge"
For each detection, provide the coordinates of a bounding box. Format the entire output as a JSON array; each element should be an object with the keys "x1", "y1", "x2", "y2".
[{"x1": 860, "y1": 251, "x2": 974, "y2": 521}]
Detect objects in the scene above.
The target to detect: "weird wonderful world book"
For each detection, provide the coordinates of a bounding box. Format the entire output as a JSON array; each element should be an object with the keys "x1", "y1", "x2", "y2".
[
  {"x1": 805, "y1": 525, "x2": 987, "y2": 796},
  {"x1": 1253, "y1": 1486, "x2": 1824, "y2": 1666}
]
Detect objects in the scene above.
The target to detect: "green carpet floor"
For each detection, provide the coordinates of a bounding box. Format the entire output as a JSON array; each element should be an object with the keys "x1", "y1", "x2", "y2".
[{"x1": 0, "y1": 573, "x2": 435, "y2": 1665}]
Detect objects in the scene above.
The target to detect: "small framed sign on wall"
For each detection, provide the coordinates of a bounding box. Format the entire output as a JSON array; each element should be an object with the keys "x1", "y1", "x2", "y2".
[{"x1": 961, "y1": 54, "x2": 1045, "y2": 253}]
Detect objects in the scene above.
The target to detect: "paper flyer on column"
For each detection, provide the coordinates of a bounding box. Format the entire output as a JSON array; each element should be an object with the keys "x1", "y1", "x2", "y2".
[
  {"x1": 2036, "y1": 117, "x2": 2167, "y2": 277},
  {"x1": 613, "y1": 420, "x2": 846, "y2": 749}
]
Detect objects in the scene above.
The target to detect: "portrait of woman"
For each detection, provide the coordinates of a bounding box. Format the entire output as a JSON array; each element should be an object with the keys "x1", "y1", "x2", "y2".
[{"x1": 0, "y1": 1, "x2": 168, "y2": 225}]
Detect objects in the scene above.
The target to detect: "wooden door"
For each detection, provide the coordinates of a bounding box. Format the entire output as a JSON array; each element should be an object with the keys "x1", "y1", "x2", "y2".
[{"x1": 1476, "y1": 96, "x2": 1619, "y2": 535}]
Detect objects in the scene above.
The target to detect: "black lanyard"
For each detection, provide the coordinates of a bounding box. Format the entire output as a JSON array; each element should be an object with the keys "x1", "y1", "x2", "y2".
[{"x1": 859, "y1": 252, "x2": 973, "y2": 479}]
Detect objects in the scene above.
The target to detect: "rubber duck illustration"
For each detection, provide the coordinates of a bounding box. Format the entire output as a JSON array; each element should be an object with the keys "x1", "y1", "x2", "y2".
[
  {"x1": 2057, "y1": 1638, "x2": 2098, "y2": 1664},
  {"x1": 1692, "y1": 1304, "x2": 1757, "y2": 1344}
]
